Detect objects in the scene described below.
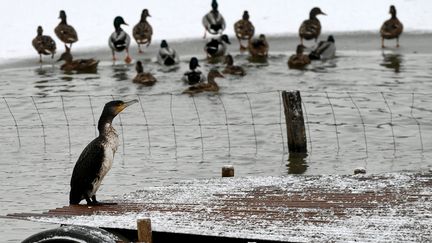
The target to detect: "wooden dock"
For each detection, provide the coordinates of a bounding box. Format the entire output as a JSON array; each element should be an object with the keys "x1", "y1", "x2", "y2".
[{"x1": 5, "y1": 172, "x2": 432, "y2": 242}]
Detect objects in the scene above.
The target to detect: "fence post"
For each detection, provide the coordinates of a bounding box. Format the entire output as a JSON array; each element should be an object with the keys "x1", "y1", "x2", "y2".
[
  {"x1": 282, "y1": 91, "x2": 307, "y2": 153},
  {"x1": 222, "y1": 165, "x2": 234, "y2": 177},
  {"x1": 137, "y1": 218, "x2": 152, "y2": 243}
]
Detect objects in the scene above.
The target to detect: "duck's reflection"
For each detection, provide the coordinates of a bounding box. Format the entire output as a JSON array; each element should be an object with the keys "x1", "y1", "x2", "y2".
[
  {"x1": 286, "y1": 152, "x2": 308, "y2": 174},
  {"x1": 381, "y1": 51, "x2": 403, "y2": 73},
  {"x1": 112, "y1": 64, "x2": 130, "y2": 81}
]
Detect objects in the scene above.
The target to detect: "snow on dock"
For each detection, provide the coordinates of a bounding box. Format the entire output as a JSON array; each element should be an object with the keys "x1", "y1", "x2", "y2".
[{"x1": 6, "y1": 172, "x2": 432, "y2": 242}]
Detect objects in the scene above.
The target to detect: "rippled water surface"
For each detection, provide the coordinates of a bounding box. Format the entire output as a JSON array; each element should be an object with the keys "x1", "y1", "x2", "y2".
[{"x1": 1, "y1": 34, "x2": 432, "y2": 241}]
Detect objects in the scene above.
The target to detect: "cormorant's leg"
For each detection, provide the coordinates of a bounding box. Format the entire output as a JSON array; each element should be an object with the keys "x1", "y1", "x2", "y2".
[
  {"x1": 91, "y1": 195, "x2": 98, "y2": 204},
  {"x1": 85, "y1": 196, "x2": 93, "y2": 205}
]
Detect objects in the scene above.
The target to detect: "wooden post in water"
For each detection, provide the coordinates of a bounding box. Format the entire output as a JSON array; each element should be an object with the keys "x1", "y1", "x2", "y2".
[
  {"x1": 222, "y1": 165, "x2": 234, "y2": 177},
  {"x1": 137, "y1": 218, "x2": 152, "y2": 243},
  {"x1": 282, "y1": 90, "x2": 307, "y2": 153}
]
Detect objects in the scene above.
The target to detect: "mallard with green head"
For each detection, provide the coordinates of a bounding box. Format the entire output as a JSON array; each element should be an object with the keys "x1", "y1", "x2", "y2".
[
  {"x1": 157, "y1": 40, "x2": 180, "y2": 66},
  {"x1": 288, "y1": 44, "x2": 311, "y2": 69},
  {"x1": 183, "y1": 69, "x2": 224, "y2": 95},
  {"x1": 54, "y1": 10, "x2": 78, "y2": 49},
  {"x1": 299, "y1": 7, "x2": 326, "y2": 45},
  {"x1": 182, "y1": 57, "x2": 206, "y2": 85},
  {"x1": 133, "y1": 61, "x2": 157, "y2": 86},
  {"x1": 109, "y1": 16, "x2": 132, "y2": 63},
  {"x1": 202, "y1": 0, "x2": 226, "y2": 38},
  {"x1": 133, "y1": 9, "x2": 153, "y2": 53},
  {"x1": 57, "y1": 45, "x2": 99, "y2": 72},
  {"x1": 234, "y1": 10, "x2": 255, "y2": 52},
  {"x1": 32, "y1": 26, "x2": 56, "y2": 63},
  {"x1": 223, "y1": 54, "x2": 245, "y2": 76},
  {"x1": 380, "y1": 5, "x2": 403, "y2": 48}
]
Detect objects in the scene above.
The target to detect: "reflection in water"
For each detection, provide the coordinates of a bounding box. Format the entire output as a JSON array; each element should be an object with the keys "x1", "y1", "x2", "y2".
[
  {"x1": 112, "y1": 64, "x2": 130, "y2": 81},
  {"x1": 286, "y1": 152, "x2": 308, "y2": 174},
  {"x1": 34, "y1": 65, "x2": 56, "y2": 77},
  {"x1": 381, "y1": 52, "x2": 403, "y2": 73}
]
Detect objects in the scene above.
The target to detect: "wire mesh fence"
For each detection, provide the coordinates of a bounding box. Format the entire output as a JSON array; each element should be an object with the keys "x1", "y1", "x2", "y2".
[{"x1": 0, "y1": 91, "x2": 430, "y2": 163}]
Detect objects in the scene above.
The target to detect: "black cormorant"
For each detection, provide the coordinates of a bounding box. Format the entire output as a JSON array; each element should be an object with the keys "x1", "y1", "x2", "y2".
[{"x1": 69, "y1": 100, "x2": 138, "y2": 205}]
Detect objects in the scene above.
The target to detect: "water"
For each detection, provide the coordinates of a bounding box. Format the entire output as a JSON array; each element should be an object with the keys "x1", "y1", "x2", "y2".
[{"x1": 1, "y1": 34, "x2": 432, "y2": 242}]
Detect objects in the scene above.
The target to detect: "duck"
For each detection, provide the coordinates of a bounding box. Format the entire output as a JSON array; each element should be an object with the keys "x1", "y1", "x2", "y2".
[
  {"x1": 54, "y1": 10, "x2": 78, "y2": 49},
  {"x1": 380, "y1": 5, "x2": 403, "y2": 48},
  {"x1": 109, "y1": 16, "x2": 132, "y2": 63},
  {"x1": 299, "y1": 7, "x2": 326, "y2": 45},
  {"x1": 223, "y1": 54, "x2": 246, "y2": 76},
  {"x1": 309, "y1": 35, "x2": 336, "y2": 60},
  {"x1": 202, "y1": 0, "x2": 226, "y2": 38},
  {"x1": 133, "y1": 61, "x2": 157, "y2": 86},
  {"x1": 182, "y1": 57, "x2": 206, "y2": 85},
  {"x1": 157, "y1": 40, "x2": 180, "y2": 66},
  {"x1": 205, "y1": 34, "x2": 230, "y2": 61},
  {"x1": 234, "y1": 10, "x2": 255, "y2": 52},
  {"x1": 183, "y1": 69, "x2": 224, "y2": 95},
  {"x1": 248, "y1": 34, "x2": 269, "y2": 59},
  {"x1": 32, "y1": 26, "x2": 57, "y2": 63},
  {"x1": 57, "y1": 45, "x2": 99, "y2": 72},
  {"x1": 288, "y1": 44, "x2": 311, "y2": 69},
  {"x1": 70, "y1": 99, "x2": 138, "y2": 205},
  {"x1": 133, "y1": 9, "x2": 153, "y2": 53}
]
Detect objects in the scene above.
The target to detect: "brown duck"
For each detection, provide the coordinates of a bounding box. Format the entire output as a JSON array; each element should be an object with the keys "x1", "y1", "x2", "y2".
[
  {"x1": 183, "y1": 69, "x2": 224, "y2": 95},
  {"x1": 380, "y1": 5, "x2": 403, "y2": 48},
  {"x1": 133, "y1": 9, "x2": 153, "y2": 53},
  {"x1": 223, "y1": 54, "x2": 245, "y2": 76},
  {"x1": 288, "y1": 44, "x2": 311, "y2": 69},
  {"x1": 299, "y1": 7, "x2": 326, "y2": 45},
  {"x1": 234, "y1": 10, "x2": 255, "y2": 52},
  {"x1": 54, "y1": 10, "x2": 78, "y2": 49},
  {"x1": 32, "y1": 26, "x2": 56, "y2": 63},
  {"x1": 133, "y1": 61, "x2": 157, "y2": 86},
  {"x1": 57, "y1": 46, "x2": 99, "y2": 72},
  {"x1": 248, "y1": 34, "x2": 269, "y2": 59}
]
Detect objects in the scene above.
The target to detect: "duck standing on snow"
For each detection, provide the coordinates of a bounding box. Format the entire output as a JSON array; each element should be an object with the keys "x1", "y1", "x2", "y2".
[
  {"x1": 133, "y1": 9, "x2": 153, "y2": 53},
  {"x1": 182, "y1": 69, "x2": 224, "y2": 95},
  {"x1": 249, "y1": 34, "x2": 269, "y2": 59},
  {"x1": 205, "y1": 34, "x2": 230, "y2": 60},
  {"x1": 223, "y1": 54, "x2": 246, "y2": 76},
  {"x1": 299, "y1": 7, "x2": 326, "y2": 45},
  {"x1": 380, "y1": 5, "x2": 403, "y2": 48},
  {"x1": 133, "y1": 61, "x2": 157, "y2": 86},
  {"x1": 157, "y1": 40, "x2": 180, "y2": 66},
  {"x1": 54, "y1": 10, "x2": 78, "y2": 50},
  {"x1": 32, "y1": 26, "x2": 56, "y2": 63},
  {"x1": 288, "y1": 44, "x2": 311, "y2": 69},
  {"x1": 57, "y1": 45, "x2": 99, "y2": 72},
  {"x1": 109, "y1": 16, "x2": 132, "y2": 63},
  {"x1": 234, "y1": 10, "x2": 255, "y2": 52},
  {"x1": 309, "y1": 35, "x2": 336, "y2": 60},
  {"x1": 202, "y1": 0, "x2": 226, "y2": 38},
  {"x1": 182, "y1": 57, "x2": 206, "y2": 85},
  {"x1": 69, "y1": 99, "x2": 138, "y2": 205}
]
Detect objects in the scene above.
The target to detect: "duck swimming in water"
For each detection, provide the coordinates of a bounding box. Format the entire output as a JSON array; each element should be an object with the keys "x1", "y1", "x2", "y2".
[
  {"x1": 299, "y1": 7, "x2": 326, "y2": 45},
  {"x1": 205, "y1": 34, "x2": 230, "y2": 60},
  {"x1": 157, "y1": 40, "x2": 179, "y2": 66},
  {"x1": 183, "y1": 69, "x2": 224, "y2": 95},
  {"x1": 133, "y1": 61, "x2": 157, "y2": 86},
  {"x1": 57, "y1": 45, "x2": 99, "y2": 72},
  {"x1": 309, "y1": 35, "x2": 336, "y2": 60},
  {"x1": 109, "y1": 16, "x2": 132, "y2": 63},
  {"x1": 248, "y1": 34, "x2": 269, "y2": 59},
  {"x1": 70, "y1": 99, "x2": 138, "y2": 205},
  {"x1": 288, "y1": 44, "x2": 311, "y2": 69},
  {"x1": 380, "y1": 5, "x2": 403, "y2": 48},
  {"x1": 182, "y1": 57, "x2": 206, "y2": 85},
  {"x1": 133, "y1": 9, "x2": 153, "y2": 53},
  {"x1": 32, "y1": 26, "x2": 56, "y2": 63},
  {"x1": 234, "y1": 10, "x2": 255, "y2": 52},
  {"x1": 54, "y1": 10, "x2": 78, "y2": 50},
  {"x1": 223, "y1": 54, "x2": 246, "y2": 76},
  {"x1": 202, "y1": 0, "x2": 226, "y2": 38}
]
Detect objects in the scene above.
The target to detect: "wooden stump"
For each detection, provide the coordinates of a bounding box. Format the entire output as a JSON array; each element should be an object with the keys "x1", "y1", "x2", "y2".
[
  {"x1": 282, "y1": 90, "x2": 307, "y2": 153},
  {"x1": 222, "y1": 165, "x2": 234, "y2": 177},
  {"x1": 137, "y1": 218, "x2": 152, "y2": 243}
]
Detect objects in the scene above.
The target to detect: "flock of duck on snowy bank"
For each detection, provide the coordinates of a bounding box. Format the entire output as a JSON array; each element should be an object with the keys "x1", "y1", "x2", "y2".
[{"x1": 31, "y1": 0, "x2": 403, "y2": 94}]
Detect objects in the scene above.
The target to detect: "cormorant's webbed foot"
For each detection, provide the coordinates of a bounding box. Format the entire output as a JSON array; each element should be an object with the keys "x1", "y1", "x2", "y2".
[{"x1": 85, "y1": 195, "x2": 117, "y2": 206}]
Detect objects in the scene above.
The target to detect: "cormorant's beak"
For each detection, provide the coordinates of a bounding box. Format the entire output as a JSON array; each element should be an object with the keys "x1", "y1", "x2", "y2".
[
  {"x1": 117, "y1": 99, "x2": 138, "y2": 114},
  {"x1": 321, "y1": 12, "x2": 327, "y2": 16}
]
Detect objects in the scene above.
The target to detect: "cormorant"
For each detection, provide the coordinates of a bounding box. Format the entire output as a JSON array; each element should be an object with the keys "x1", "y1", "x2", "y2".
[{"x1": 69, "y1": 100, "x2": 138, "y2": 205}]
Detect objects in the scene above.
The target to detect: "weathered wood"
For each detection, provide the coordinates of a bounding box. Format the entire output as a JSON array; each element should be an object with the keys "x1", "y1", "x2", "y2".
[
  {"x1": 137, "y1": 218, "x2": 152, "y2": 243},
  {"x1": 222, "y1": 165, "x2": 234, "y2": 177},
  {"x1": 282, "y1": 90, "x2": 307, "y2": 153}
]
